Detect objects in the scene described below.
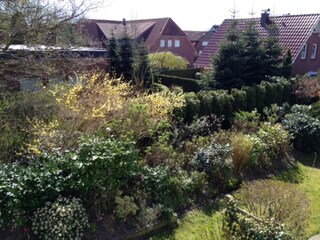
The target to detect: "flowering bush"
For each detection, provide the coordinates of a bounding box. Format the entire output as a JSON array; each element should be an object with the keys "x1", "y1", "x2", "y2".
[{"x1": 32, "y1": 197, "x2": 88, "y2": 240}]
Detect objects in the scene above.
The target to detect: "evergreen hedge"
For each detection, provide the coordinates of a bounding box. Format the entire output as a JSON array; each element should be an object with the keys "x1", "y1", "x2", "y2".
[
  {"x1": 160, "y1": 68, "x2": 201, "y2": 79},
  {"x1": 180, "y1": 80, "x2": 292, "y2": 122},
  {"x1": 155, "y1": 74, "x2": 201, "y2": 92}
]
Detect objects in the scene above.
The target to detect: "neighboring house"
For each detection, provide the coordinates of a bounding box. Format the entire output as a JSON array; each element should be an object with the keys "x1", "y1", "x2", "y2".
[
  {"x1": 194, "y1": 13, "x2": 320, "y2": 75},
  {"x1": 185, "y1": 26, "x2": 218, "y2": 56},
  {"x1": 80, "y1": 18, "x2": 197, "y2": 65}
]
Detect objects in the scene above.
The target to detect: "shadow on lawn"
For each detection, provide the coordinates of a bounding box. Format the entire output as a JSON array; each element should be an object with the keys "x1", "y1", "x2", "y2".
[{"x1": 292, "y1": 150, "x2": 320, "y2": 169}]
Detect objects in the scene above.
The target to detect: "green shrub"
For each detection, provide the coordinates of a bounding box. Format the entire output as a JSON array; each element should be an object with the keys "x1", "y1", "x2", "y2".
[
  {"x1": 149, "y1": 52, "x2": 188, "y2": 70},
  {"x1": 115, "y1": 194, "x2": 139, "y2": 220},
  {"x1": 134, "y1": 204, "x2": 166, "y2": 229},
  {"x1": 184, "y1": 92, "x2": 201, "y2": 122},
  {"x1": 193, "y1": 143, "x2": 232, "y2": 191},
  {"x1": 309, "y1": 101, "x2": 320, "y2": 120},
  {"x1": 282, "y1": 80, "x2": 292, "y2": 103},
  {"x1": 242, "y1": 86, "x2": 256, "y2": 111},
  {"x1": 142, "y1": 166, "x2": 198, "y2": 210},
  {"x1": 283, "y1": 105, "x2": 320, "y2": 152},
  {"x1": 0, "y1": 91, "x2": 58, "y2": 162},
  {"x1": 219, "y1": 93, "x2": 234, "y2": 123},
  {"x1": 255, "y1": 84, "x2": 266, "y2": 112},
  {"x1": 156, "y1": 74, "x2": 200, "y2": 92},
  {"x1": 224, "y1": 199, "x2": 293, "y2": 240},
  {"x1": 160, "y1": 68, "x2": 201, "y2": 78},
  {"x1": 73, "y1": 136, "x2": 141, "y2": 209},
  {"x1": 233, "y1": 110, "x2": 260, "y2": 133},
  {"x1": 238, "y1": 180, "x2": 310, "y2": 239},
  {"x1": 198, "y1": 91, "x2": 214, "y2": 115},
  {"x1": 32, "y1": 197, "x2": 88, "y2": 240},
  {"x1": 231, "y1": 89, "x2": 247, "y2": 112},
  {"x1": 257, "y1": 123, "x2": 291, "y2": 164},
  {"x1": 263, "y1": 81, "x2": 277, "y2": 106},
  {"x1": 275, "y1": 82, "x2": 284, "y2": 105},
  {"x1": 231, "y1": 133, "x2": 253, "y2": 173}
]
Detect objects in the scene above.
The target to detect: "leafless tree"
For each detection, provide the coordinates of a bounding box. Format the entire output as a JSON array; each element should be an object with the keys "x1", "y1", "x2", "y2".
[{"x1": 0, "y1": 0, "x2": 105, "y2": 91}]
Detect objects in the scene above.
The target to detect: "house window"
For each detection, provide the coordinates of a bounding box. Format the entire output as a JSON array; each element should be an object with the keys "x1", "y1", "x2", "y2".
[
  {"x1": 301, "y1": 44, "x2": 307, "y2": 59},
  {"x1": 202, "y1": 41, "x2": 208, "y2": 46},
  {"x1": 174, "y1": 40, "x2": 180, "y2": 47},
  {"x1": 311, "y1": 44, "x2": 318, "y2": 59},
  {"x1": 160, "y1": 40, "x2": 165, "y2": 48},
  {"x1": 199, "y1": 50, "x2": 203, "y2": 55},
  {"x1": 168, "y1": 40, "x2": 172, "y2": 48}
]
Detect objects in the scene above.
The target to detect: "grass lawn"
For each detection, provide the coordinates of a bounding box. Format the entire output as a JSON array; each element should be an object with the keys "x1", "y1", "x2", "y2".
[
  {"x1": 292, "y1": 152, "x2": 320, "y2": 238},
  {"x1": 150, "y1": 152, "x2": 320, "y2": 239},
  {"x1": 149, "y1": 204, "x2": 225, "y2": 240}
]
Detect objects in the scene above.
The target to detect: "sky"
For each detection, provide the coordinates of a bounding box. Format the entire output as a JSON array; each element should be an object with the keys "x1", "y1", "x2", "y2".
[{"x1": 88, "y1": 0, "x2": 320, "y2": 31}]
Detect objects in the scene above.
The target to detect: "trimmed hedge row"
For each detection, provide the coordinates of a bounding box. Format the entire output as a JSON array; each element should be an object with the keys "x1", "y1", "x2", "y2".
[
  {"x1": 155, "y1": 74, "x2": 201, "y2": 92},
  {"x1": 160, "y1": 68, "x2": 201, "y2": 79},
  {"x1": 180, "y1": 80, "x2": 292, "y2": 122}
]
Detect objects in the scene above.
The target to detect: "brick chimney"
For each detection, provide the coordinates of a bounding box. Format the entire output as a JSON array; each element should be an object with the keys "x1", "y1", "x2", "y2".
[
  {"x1": 122, "y1": 18, "x2": 126, "y2": 26},
  {"x1": 261, "y1": 9, "x2": 272, "y2": 27}
]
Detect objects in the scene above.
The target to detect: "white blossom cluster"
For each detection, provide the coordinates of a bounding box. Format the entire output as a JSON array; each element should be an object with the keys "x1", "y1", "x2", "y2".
[{"x1": 32, "y1": 197, "x2": 89, "y2": 240}]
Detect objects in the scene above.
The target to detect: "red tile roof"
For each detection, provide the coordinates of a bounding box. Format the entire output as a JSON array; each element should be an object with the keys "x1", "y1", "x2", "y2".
[
  {"x1": 195, "y1": 14, "x2": 320, "y2": 67},
  {"x1": 185, "y1": 31, "x2": 207, "y2": 42},
  {"x1": 96, "y1": 21, "x2": 156, "y2": 39},
  {"x1": 85, "y1": 18, "x2": 187, "y2": 46}
]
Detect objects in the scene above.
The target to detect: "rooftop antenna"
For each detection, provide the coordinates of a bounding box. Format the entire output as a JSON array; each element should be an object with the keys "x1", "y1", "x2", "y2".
[
  {"x1": 229, "y1": 0, "x2": 239, "y2": 19},
  {"x1": 249, "y1": 0, "x2": 257, "y2": 18}
]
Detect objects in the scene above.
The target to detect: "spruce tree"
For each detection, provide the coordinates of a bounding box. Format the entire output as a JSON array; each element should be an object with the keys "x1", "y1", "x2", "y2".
[
  {"x1": 240, "y1": 21, "x2": 266, "y2": 85},
  {"x1": 282, "y1": 49, "x2": 292, "y2": 79},
  {"x1": 135, "y1": 42, "x2": 153, "y2": 88},
  {"x1": 118, "y1": 32, "x2": 134, "y2": 81},
  {"x1": 107, "y1": 31, "x2": 121, "y2": 78},
  {"x1": 213, "y1": 20, "x2": 244, "y2": 89},
  {"x1": 263, "y1": 27, "x2": 282, "y2": 78}
]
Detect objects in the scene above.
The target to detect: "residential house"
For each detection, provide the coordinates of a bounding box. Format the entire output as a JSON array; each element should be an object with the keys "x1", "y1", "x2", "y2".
[
  {"x1": 194, "y1": 13, "x2": 320, "y2": 75},
  {"x1": 185, "y1": 26, "x2": 218, "y2": 56},
  {"x1": 81, "y1": 18, "x2": 197, "y2": 65}
]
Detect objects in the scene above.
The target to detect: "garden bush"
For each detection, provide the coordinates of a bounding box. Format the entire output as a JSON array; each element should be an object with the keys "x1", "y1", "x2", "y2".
[
  {"x1": 198, "y1": 91, "x2": 214, "y2": 115},
  {"x1": 231, "y1": 88, "x2": 247, "y2": 112},
  {"x1": 0, "y1": 91, "x2": 58, "y2": 162},
  {"x1": 231, "y1": 133, "x2": 253, "y2": 173},
  {"x1": 257, "y1": 123, "x2": 291, "y2": 165},
  {"x1": 184, "y1": 92, "x2": 201, "y2": 122},
  {"x1": 193, "y1": 143, "x2": 233, "y2": 191},
  {"x1": 155, "y1": 74, "x2": 200, "y2": 92},
  {"x1": 232, "y1": 110, "x2": 260, "y2": 133},
  {"x1": 238, "y1": 180, "x2": 310, "y2": 239},
  {"x1": 293, "y1": 76, "x2": 320, "y2": 104},
  {"x1": 32, "y1": 197, "x2": 88, "y2": 240},
  {"x1": 283, "y1": 105, "x2": 320, "y2": 152},
  {"x1": 255, "y1": 84, "x2": 266, "y2": 112},
  {"x1": 224, "y1": 199, "x2": 293, "y2": 240}
]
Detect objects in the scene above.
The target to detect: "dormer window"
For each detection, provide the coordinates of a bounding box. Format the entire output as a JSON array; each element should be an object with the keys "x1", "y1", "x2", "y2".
[
  {"x1": 160, "y1": 40, "x2": 165, "y2": 48},
  {"x1": 311, "y1": 44, "x2": 317, "y2": 59},
  {"x1": 202, "y1": 41, "x2": 208, "y2": 46},
  {"x1": 301, "y1": 44, "x2": 307, "y2": 59}
]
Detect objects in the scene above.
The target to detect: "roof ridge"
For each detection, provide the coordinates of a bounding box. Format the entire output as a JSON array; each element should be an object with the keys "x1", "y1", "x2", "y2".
[{"x1": 226, "y1": 13, "x2": 320, "y2": 21}]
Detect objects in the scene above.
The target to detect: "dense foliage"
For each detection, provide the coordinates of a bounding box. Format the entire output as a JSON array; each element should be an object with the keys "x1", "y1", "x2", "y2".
[
  {"x1": 212, "y1": 21, "x2": 291, "y2": 89},
  {"x1": 283, "y1": 105, "x2": 320, "y2": 152},
  {"x1": 224, "y1": 199, "x2": 294, "y2": 240},
  {"x1": 238, "y1": 180, "x2": 310, "y2": 239}
]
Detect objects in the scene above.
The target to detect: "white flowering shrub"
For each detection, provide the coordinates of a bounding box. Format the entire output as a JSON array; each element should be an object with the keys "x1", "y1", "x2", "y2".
[{"x1": 32, "y1": 197, "x2": 88, "y2": 240}]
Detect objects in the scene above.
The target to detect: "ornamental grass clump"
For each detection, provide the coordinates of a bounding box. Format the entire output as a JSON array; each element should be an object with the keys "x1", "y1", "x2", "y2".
[{"x1": 32, "y1": 197, "x2": 88, "y2": 240}]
